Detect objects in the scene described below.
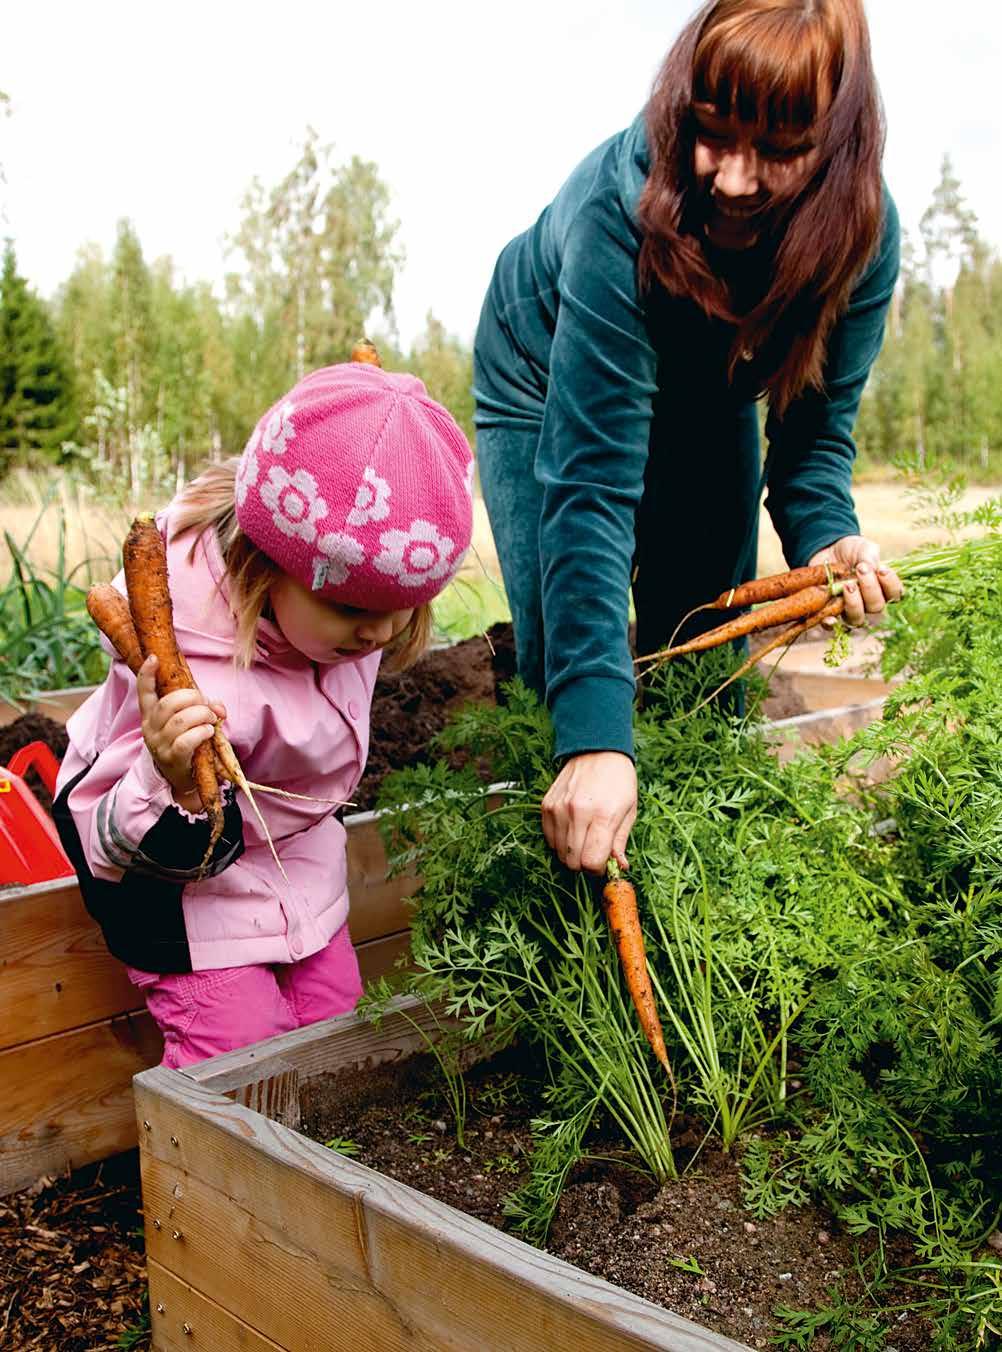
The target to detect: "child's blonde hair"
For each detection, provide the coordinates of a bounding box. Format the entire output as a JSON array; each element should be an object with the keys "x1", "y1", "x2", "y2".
[{"x1": 172, "y1": 460, "x2": 433, "y2": 672}]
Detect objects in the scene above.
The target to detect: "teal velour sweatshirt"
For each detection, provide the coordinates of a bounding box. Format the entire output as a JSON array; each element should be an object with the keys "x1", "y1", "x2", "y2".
[{"x1": 474, "y1": 114, "x2": 900, "y2": 762}]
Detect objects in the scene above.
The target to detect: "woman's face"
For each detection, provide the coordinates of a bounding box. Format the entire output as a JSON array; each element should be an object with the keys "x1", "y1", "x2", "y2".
[
  {"x1": 269, "y1": 573, "x2": 414, "y2": 664},
  {"x1": 692, "y1": 103, "x2": 819, "y2": 250}
]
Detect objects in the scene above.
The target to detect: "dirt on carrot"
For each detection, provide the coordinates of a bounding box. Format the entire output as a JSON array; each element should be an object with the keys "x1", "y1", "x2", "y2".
[
  {"x1": 711, "y1": 564, "x2": 846, "y2": 610},
  {"x1": 122, "y1": 514, "x2": 223, "y2": 853},
  {"x1": 85, "y1": 583, "x2": 144, "y2": 674}
]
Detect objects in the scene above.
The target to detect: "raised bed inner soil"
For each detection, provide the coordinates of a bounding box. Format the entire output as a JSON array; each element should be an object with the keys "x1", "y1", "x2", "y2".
[{"x1": 301, "y1": 1044, "x2": 936, "y2": 1350}]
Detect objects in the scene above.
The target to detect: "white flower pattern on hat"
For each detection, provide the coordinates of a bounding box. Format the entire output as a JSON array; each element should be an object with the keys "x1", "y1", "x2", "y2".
[
  {"x1": 463, "y1": 458, "x2": 475, "y2": 498},
  {"x1": 263, "y1": 401, "x2": 296, "y2": 456},
  {"x1": 314, "y1": 530, "x2": 365, "y2": 586},
  {"x1": 346, "y1": 466, "x2": 391, "y2": 526},
  {"x1": 374, "y1": 519, "x2": 456, "y2": 589},
  {"x1": 235, "y1": 435, "x2": 260, "y2": 507},
  {"x1": 260, "y1": 466, "x2": 328, "y2": 543}
]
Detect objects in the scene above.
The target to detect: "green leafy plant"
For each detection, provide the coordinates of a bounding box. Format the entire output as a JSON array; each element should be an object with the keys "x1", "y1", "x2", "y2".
[
  {"x1": 324, "y1": 1136, "x2": 361, "y2": 1157},
  {"x1": 368, "y1": 511, "x2": 1002, "y2": 1341},
  {"x1": 0, "y1": 498, "x2": 111, "y2": 703}
]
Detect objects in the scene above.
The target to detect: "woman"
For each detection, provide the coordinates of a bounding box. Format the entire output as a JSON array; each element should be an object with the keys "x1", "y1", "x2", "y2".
[{"x1": 473, "y1": 0, "x2": 902, "y2": 874}]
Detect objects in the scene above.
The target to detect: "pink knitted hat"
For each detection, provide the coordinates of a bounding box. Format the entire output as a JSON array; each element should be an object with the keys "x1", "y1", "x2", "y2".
[{"x1": 234, "y1": 364, "x2": 474, "y2": 610}]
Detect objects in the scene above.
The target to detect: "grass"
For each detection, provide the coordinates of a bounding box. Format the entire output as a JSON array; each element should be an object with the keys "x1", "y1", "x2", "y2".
[
  {"x1": 4, "y1": 469, "x2": 999, "y2": 660},
  {"x1": 431, "y1": 570, "x2": 510, "y2": 644}
]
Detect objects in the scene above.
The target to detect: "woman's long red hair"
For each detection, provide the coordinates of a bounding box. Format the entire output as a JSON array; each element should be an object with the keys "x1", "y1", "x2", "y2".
[{"x1": 637, "y1": 0, "x2": 885, "y2": 415}]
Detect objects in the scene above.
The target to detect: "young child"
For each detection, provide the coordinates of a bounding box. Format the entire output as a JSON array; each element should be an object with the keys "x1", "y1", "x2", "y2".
[{"x1": 53, "y1": 362, "x2": 474, "y2": 1068}]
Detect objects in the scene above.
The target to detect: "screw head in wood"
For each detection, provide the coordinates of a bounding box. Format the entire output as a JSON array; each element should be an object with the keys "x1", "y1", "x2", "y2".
[
  {"x1": 143, "y1": 1120, "x2": 151, "y2": 1131},
  {"x1": 153, "y1": 1218, "x2": 162, "y2": 1230},
  {"x1": 172, "y1": 1228, "x2": 184, "y2": 1241},
  {"x1": 182, "y1": 1323, "x2": 193, "y2": 1335},
  {"x1": 155, "y1": 1303, "x2": 165, "y2": 1314},
  {"x1": 170, "y1": 1134, "x2": 179, "y2": 1146}
]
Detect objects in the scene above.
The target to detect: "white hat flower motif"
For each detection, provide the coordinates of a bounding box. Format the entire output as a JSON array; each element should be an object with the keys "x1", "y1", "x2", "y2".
[
  {"x1": 262, "y1": 401, "x2": 296, "y2": 456},
  {"x1": 374, "y1": 519, "x2": 456, "y2": 589},
  {"x1": 313, "y1": 531, "x2": 365, "y2": 589},
  {"x1": 463, "y1": 457, "x2": 475, "y2": 499},
  {"x1": 235, "y1": 432, "x2": 260, "y2": 507},
  {"x1": 347, "y1": 466, "x2": 391, "y2": 527},
  {"x1": 260, "y1": 465, "x2": 328, "y2": 543}
]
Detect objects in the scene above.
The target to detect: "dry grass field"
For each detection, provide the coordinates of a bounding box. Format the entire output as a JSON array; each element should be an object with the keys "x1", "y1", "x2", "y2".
[
  {"x1": 1, "y1": 470, "x2": 998, "y2": 595},
  {"x1": 471, "y1": 481, "x2": 1001, "y2": 584}
]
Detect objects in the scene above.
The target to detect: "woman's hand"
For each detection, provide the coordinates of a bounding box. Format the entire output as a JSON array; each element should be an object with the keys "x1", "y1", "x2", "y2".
[
  {"x1": 137, "y1": 655, "x2": 226, "y2": 808},
  {"x1": 541, "y1": 751, "x2": 637, "y2": 875},
  {"x1": 808, "y1": 535, "x2": 903, "y2": 626}
]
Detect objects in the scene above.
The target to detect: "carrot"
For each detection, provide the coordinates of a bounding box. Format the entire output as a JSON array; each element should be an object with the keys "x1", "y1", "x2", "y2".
[
  {"x1": 86, "y1": 583, "x2": 144, "y2": 674},
  {"x1": 637, "y1": 582, "x2": 833, "y2": 670},
  {"x1": 89, "y1": 535, "x2": 348, "y2": 880},
  {"x1": 602, "y1": 861, "x2": 673, "y2": 1077},
  {"x1": 710, "y1": 563, "x2": 847, "y2": 610},
  {"x1": 123, "y1": 515, "x2": 225, "y2": 863},
  {"x1": 350, "y1": 338, "x2": 382, "y2": 367},
  {"x1": 677, "y1": 593, "x2": 847, "y2": 720}
]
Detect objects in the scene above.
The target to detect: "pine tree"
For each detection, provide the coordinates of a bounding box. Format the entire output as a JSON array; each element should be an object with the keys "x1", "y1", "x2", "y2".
[{"x1": 0, "y1": 240, "x2": 78, "y2": 476}]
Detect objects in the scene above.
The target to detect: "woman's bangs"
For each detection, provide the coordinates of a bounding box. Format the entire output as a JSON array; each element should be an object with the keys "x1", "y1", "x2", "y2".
[{"x1": 692, "y1": 12, "x2": 837, "y2": 134}]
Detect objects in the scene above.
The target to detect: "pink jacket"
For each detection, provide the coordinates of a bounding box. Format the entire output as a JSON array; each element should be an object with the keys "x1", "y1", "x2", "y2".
[{"x1": 56, "y1": 505, "x2": 381, "y2": 971}]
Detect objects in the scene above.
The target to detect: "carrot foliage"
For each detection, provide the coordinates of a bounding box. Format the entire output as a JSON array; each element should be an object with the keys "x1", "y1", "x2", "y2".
[{"x1": 368, "y1": 505, "x2": 1002, "y2": 1344}]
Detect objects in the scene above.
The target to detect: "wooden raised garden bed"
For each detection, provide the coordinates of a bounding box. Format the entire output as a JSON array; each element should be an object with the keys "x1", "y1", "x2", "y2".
[
  {"x1": 1, "y1": 642, "x2": 891, "y2": 1198},
  {"x1": 135, "y1": 995, "x2": 750, "y2": 1352},
  {"x1": 0, "y1": 812, "x2": 418, "y2": 1197}
]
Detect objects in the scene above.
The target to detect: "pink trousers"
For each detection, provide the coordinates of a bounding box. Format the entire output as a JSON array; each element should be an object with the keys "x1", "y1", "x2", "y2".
[{"x1": 128, "y1": 924, "x2": 363, "y2": 1069}]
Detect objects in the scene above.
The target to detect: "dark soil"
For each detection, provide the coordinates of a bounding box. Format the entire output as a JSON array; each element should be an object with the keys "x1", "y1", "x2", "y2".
[
  {"x1": 0, "y1": 712, "x2": 69, "y2": 817},
  {"x1": 0, "y1": 1152, "x2": 148, "y2": 1350},
  {"x1": 301, "y1": 1047, "x2": 937, "y2": 1350},
  {"x1": 356, "y1": 627, "x2": 501, "y2": 811}
]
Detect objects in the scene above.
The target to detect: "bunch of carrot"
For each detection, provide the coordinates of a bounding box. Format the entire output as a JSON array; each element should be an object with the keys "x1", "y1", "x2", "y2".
[
  {"x1": 637, "y1": 536, "x2": 1002, "y2": 685},
  {"x1": 87, "y1": 517, "x2": 289, "y2": 877},
  {"x1": 635, "y1": 561, "x2": 851, "y2": 680}
]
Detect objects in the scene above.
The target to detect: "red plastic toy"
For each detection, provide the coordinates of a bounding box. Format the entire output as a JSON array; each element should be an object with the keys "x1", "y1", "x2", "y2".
[{"x1": 0, "y1": 740, "x2": 74, "y2": 885}]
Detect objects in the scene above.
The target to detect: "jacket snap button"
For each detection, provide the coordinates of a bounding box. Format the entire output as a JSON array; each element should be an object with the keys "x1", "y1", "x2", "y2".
[
  {"x1": 290, "y1": 938, "x2": 303, "y2": 957},
  {"x1": 347, "y1": 699, "x2": 360, "y2": 719}
]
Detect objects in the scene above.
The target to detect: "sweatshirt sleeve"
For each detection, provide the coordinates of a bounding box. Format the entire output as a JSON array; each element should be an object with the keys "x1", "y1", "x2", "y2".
[
  {"x1": 69, "y1": 726, "x2": 243, "y2": 884},
  {"x1": 763, "y1": 189, "x2": 901, "y2": 566},
  {"x1": 538, "y1": 198, "x2": 658, "y2": 762}
]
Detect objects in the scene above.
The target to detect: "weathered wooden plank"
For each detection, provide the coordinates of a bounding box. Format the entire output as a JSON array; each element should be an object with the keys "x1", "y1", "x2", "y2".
[
  {"x1": 0, "y1": 1010, "x2": 161, "y2": 1195},
  {"x1": 135, "y1": 1067, "x2": 749, "y2": 1351},
  {"x1": 769, "y1": 697, "x2": 888, "y2": 764},
  {"x1": 232, "y1": 1065, "x2": 301, "y2": 1131},
  {"x1": 186, "y1": 993, "x2": 444, "y2": 1093},
  {"x1": 148, "y1": 1258, "x2": 288, "y2": 1351},
  {"x1": 786, "y1": 670, "x2": 896, "y2": 711},
  {"x1": 0, "y1": 685, "x2": 97, "y2": 727},
  {"x1": 355, "y1": 926, "x2": 412, "y2": 987},
  {"x1": 142, "y1": 1156, "x2": 427, "y2": 1351},
  {"x1": 0, "y1": 877, "x2": 142, "y2": 1050},
  {"x1": 344, "y1": 813, "x2": 417, "y2": 945},
  {"x1": 28, "y1": 686, "x2": 98, "y2": 723}
]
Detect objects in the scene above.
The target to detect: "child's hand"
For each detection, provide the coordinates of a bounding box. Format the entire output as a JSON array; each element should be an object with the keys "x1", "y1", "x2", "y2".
[{"x1": 137, "y1": 655, "x2": 227, "y2": 807}]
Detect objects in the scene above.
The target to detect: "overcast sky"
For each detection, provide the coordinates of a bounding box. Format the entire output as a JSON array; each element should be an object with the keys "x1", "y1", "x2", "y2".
[{"x1": 4, "y1": 1, "x2": 1001, "y2": 349}]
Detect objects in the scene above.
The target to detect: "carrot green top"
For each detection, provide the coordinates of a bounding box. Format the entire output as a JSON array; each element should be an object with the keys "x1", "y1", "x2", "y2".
[{"x1": 474, "y1": 113, "x2": 900, "y2": 761}]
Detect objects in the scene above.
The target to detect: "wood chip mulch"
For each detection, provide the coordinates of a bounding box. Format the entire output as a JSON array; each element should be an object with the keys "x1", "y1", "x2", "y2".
[{"x1": 0, "y1": 1152, "x2": 150, "y2": 1350}]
